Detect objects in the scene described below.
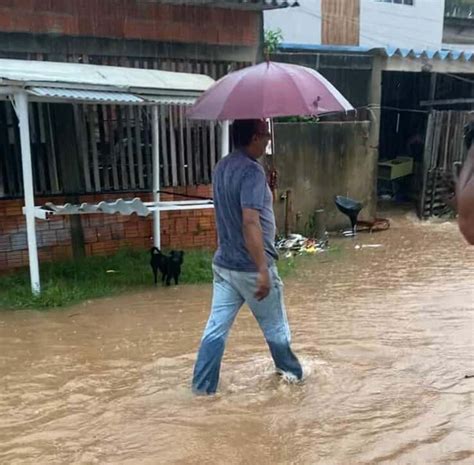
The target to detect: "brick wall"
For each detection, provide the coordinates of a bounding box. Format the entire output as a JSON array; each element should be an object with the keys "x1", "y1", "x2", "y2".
[
  {"x1": 0, "y1": 0, "x2": 259, "y2": 46},
  {"x1": 0, "y1": 185, "x2": 217, "y2": 272}
]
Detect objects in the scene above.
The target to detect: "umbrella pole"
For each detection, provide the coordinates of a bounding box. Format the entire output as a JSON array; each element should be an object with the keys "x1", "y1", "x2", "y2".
[
  {"x1": 151, "y1": 105, "x2": 161, "y2": 249},
  {"x1": 14, "y1": 92, "x2": 41, "y2": 295},
  {"x1": 220, "y1": 120, "x2": 229, "y2": 158}
]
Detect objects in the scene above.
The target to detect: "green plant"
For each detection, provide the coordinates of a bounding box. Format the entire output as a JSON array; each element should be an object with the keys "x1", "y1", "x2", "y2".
[{"x1": 264, "y1": 28, "x2": 284, "y2": 55}]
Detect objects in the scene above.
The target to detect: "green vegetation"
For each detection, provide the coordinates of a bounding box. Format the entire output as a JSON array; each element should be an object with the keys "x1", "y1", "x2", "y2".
[
  {"x1": 264, "y1": 28, "x2": 283, "y2": 54},
  {"x1": 0, "y1": 245, "x2": 341, "y2": 310},
  {"x1": 0, "y1": 249, "x2": 214, "y2": 310}
]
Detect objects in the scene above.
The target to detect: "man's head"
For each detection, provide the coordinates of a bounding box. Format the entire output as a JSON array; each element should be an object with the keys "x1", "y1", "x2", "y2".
[{"x1": 232, "y1": 119, "x2": 271, "y2": 159}]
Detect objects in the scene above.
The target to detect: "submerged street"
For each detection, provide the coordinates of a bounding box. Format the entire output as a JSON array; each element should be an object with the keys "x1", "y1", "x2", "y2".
[{"x1": 1, "y1": 211, "x2": 473, "y2": 465}]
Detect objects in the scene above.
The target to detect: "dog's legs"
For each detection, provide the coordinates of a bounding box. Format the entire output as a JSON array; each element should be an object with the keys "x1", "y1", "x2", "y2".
[{"x1": 153, "y1": 269, "x2": 157, "y2": 285}]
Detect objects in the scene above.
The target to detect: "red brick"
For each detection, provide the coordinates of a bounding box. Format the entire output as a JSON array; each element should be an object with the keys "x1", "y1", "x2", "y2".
[
  {"x1": 7, "y1": 251, "x2": 24, "y2": 266},
  {"x1": 83, "y1": 229, "x2": 98, "y2": 243},
  {"x1": 88, "y1": 216, "x2": 104, "y2": 227},
  {"x1": 38, "y1": 231, "x2": 57, "y2": 247},
  {"x1": 124, "y1": 227, "x2": 139, "y2": 239},
  {"x1": 96, "y1": 226, "x2": 112, "y2": 241},
  {"x1": 0, "y1": 252, "x2": 7, "y2": 268},
  {"x1": 13, "y1": 0, "x2": 35, "y2": 9},
  {"x1": 56, "y1": 229, "x2": 71, "y2": 243},
  {"x1": 110, "y1": 224, "x2": 125, "y2": 240},
  {"x1": 49, "y1": 218, "x2": 65, "y2": 230},
  {"x1": 0, "y1": 1, "x2": 259, "y2": 45},
  {"x1": 0, "y1": 218, "x2": 18, "y2": 233}
]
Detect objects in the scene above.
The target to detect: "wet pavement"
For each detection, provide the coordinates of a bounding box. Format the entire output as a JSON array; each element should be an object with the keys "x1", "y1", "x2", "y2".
[{"x1": 0, "y1": 210, "x2": 473, "y2": 465}]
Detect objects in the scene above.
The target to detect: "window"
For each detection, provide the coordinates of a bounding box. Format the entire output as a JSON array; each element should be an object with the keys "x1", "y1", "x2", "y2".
[{"x1": 375, "y1": 0, "x2": 414, "y2": 5}]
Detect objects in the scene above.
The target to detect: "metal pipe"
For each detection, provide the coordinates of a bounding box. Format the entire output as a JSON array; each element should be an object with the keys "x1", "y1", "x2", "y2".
[
  {"x1": 14, "y1": 92, "x2": 41, "y2": 294},
  {"x1": 151, "y1": 105, "x2": 161, "y2": 249},
  {"x1": 0, "y1": 87, "x2": 17, "y2": 95}
]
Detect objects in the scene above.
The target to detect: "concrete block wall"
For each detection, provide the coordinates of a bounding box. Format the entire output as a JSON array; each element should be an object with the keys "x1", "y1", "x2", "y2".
[{"x1": 273, "y1": 121, "x2": 377, "y2": 233}]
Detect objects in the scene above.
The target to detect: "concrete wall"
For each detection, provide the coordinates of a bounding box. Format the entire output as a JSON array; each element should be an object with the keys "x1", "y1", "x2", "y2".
[
  {"x1": 264, "y1": 0, "x2": 321, "y2": 45},
  {"x1": 272, "y1": 122, "x2": 376, "y2": 233},
  {"x1": 265, "y1": 0, "x2": 444, "y2": 50},
  {"x1": 360, "y1": 0, "x2": 444, "y2": 50}
]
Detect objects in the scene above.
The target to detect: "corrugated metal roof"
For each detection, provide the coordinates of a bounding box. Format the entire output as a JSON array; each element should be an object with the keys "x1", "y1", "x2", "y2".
[
  {"x1": 39, "y1": 198, "x2": 214, "y2": 218},
  {"x1": 158, "y1": 0, "x2": 299, "y2": 10},
  {"x1": 382, "y1": 46, "x2": 474, "y2": 61},
  {"x1": 0, "y1": 59, "x2": 214, "y2": 96},
  {"x1": 279, "y1": 43, "x2": 373, "y2": 54},
  {"x1": 279, "y1": 43, "x2": 474, "y2": 62},
  {"x1": 142, "y1": 95, "x2": 197, "y2": 106},
  {"x1": 44, "y1": 198, "x2": 151, "y2": 217},
  {"x1": 28, "y1": 87, "x2": 146, "y2": 104}
]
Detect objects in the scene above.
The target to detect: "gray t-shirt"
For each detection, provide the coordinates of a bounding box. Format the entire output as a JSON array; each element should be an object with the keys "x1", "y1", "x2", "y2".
[{"x1": 212, "y1": 150, "x2": 279, "y2": 272}]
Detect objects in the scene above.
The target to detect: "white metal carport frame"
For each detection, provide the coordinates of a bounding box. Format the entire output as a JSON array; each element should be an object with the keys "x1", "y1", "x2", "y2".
[{"x1": 0, "y1": 59, "x2": 230, "y2": 295}]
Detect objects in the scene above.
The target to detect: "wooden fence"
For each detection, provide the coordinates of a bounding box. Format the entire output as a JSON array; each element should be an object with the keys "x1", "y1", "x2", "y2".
[
  {"x1": 0, "y1": 101, "x2": 221, "y2": 198},
  {"x1": 419, "y1": 110, "x2": 470, "y2": 218},
  {"x1": 0, "y1": 53, "x2": 246, "y2": 199}
]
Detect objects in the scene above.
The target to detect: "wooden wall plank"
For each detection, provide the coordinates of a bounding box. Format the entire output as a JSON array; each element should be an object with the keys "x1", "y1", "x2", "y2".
[
  {"x1": 110, "y1": 105, "x2": 121, "y2": 190},
  {"x1": 185, "y1": 117, "x2": 194, "y2": 185},
  {"x1": 178, "y1": 106, "x2": 186, "y2": 185},
  {"x1": 160, "y1": 105, "x2": 170, "y2": 186},
  {"x1": 126, "y1": 106, "x2": 137, "y2": 189},
  {"x1": 168, "y1": 106, "x2": 178, "y2": 186},
  {"x1": 321, "y1": 0, "x2": 360, "y2": 46},
  {"x1": 87, "y1": 105, "x2": 101, "y2": 192},
  {"x1": 134, "y1": 106, "x2": 145, "y2": 189},
  {"x1": 74, "y1": 104, "x2": 92, "y2": 192},
  {"x1": 97, "y1": 105, "x2": 110, "y2": 190}
]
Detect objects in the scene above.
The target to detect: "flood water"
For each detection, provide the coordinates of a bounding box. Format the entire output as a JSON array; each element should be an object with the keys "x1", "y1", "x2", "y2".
[{"x1": 1, "y1": 210, "x2": 473, "y2": 465}]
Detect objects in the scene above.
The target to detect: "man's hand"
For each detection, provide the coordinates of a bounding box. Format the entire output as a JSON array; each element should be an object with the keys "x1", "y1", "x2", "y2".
[{"x1": 255, "y1": 268, "x2": 271, "y2": 301}]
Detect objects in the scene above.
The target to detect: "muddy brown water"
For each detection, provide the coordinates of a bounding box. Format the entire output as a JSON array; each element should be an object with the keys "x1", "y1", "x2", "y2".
[{"x1": 1, "y1": 211, "x2": 473, "y2": 465}]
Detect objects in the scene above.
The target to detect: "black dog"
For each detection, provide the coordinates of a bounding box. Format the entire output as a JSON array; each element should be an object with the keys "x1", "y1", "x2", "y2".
[
  {"x1": 150, "y1": 248, "x2": 184, "y2": 286},
  {"x1": 150, "y1": 247, "x2": 168, "y2": 285},
  {"x1": 165, "y1": 250, "x2": 184, "y2": 286}
]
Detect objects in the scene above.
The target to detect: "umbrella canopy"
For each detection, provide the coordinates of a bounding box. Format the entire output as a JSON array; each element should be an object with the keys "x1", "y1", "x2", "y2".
[{"x1": 187, "y1": 61, "x2": 353, "y2": 121}]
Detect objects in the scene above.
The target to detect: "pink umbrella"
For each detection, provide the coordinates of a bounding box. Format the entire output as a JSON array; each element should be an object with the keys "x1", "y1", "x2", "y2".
[{"x1": 187, "y1": 61, "x2": 353, "y2": 120}]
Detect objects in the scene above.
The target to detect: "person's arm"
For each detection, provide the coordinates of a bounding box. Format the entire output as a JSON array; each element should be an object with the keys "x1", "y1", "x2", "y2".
[
  {"x1": 240, "y1": 165, "x2": 271, "y2": 300},
  {"x1": 457, "y1": 146, "x2": 474, "y2": 244},
  {"x1": 242, "y1": 208, "x2": 270, "y2": 301}
]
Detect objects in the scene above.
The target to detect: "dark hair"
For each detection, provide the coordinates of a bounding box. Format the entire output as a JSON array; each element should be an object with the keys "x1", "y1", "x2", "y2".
[
  {"x1": 232, "y1": 120, "x2": 260, "y2": 147},
  {"x1": 465, "y1": 122, "x2": 474, "y2": 150}
]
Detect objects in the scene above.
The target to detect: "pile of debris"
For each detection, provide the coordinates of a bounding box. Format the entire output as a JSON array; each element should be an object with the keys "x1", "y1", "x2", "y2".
[{"x1": 276, "y1": 233, "x2": 329, "y2": 258}]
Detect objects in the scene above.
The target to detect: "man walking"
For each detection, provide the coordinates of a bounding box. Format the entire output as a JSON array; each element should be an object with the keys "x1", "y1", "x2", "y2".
[{"x1": 192, "y1": 120, "x2": 302, "y2": 395}]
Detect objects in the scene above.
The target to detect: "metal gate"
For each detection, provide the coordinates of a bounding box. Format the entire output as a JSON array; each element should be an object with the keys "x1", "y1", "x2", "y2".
[{"x1": 419, "y1": 110, "x2": 470, "y2": 218}]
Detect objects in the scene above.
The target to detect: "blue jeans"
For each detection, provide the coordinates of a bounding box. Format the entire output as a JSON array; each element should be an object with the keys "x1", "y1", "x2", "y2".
[{"x1": 192, "y1": 265, "x2": 302, "y2": 394}]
